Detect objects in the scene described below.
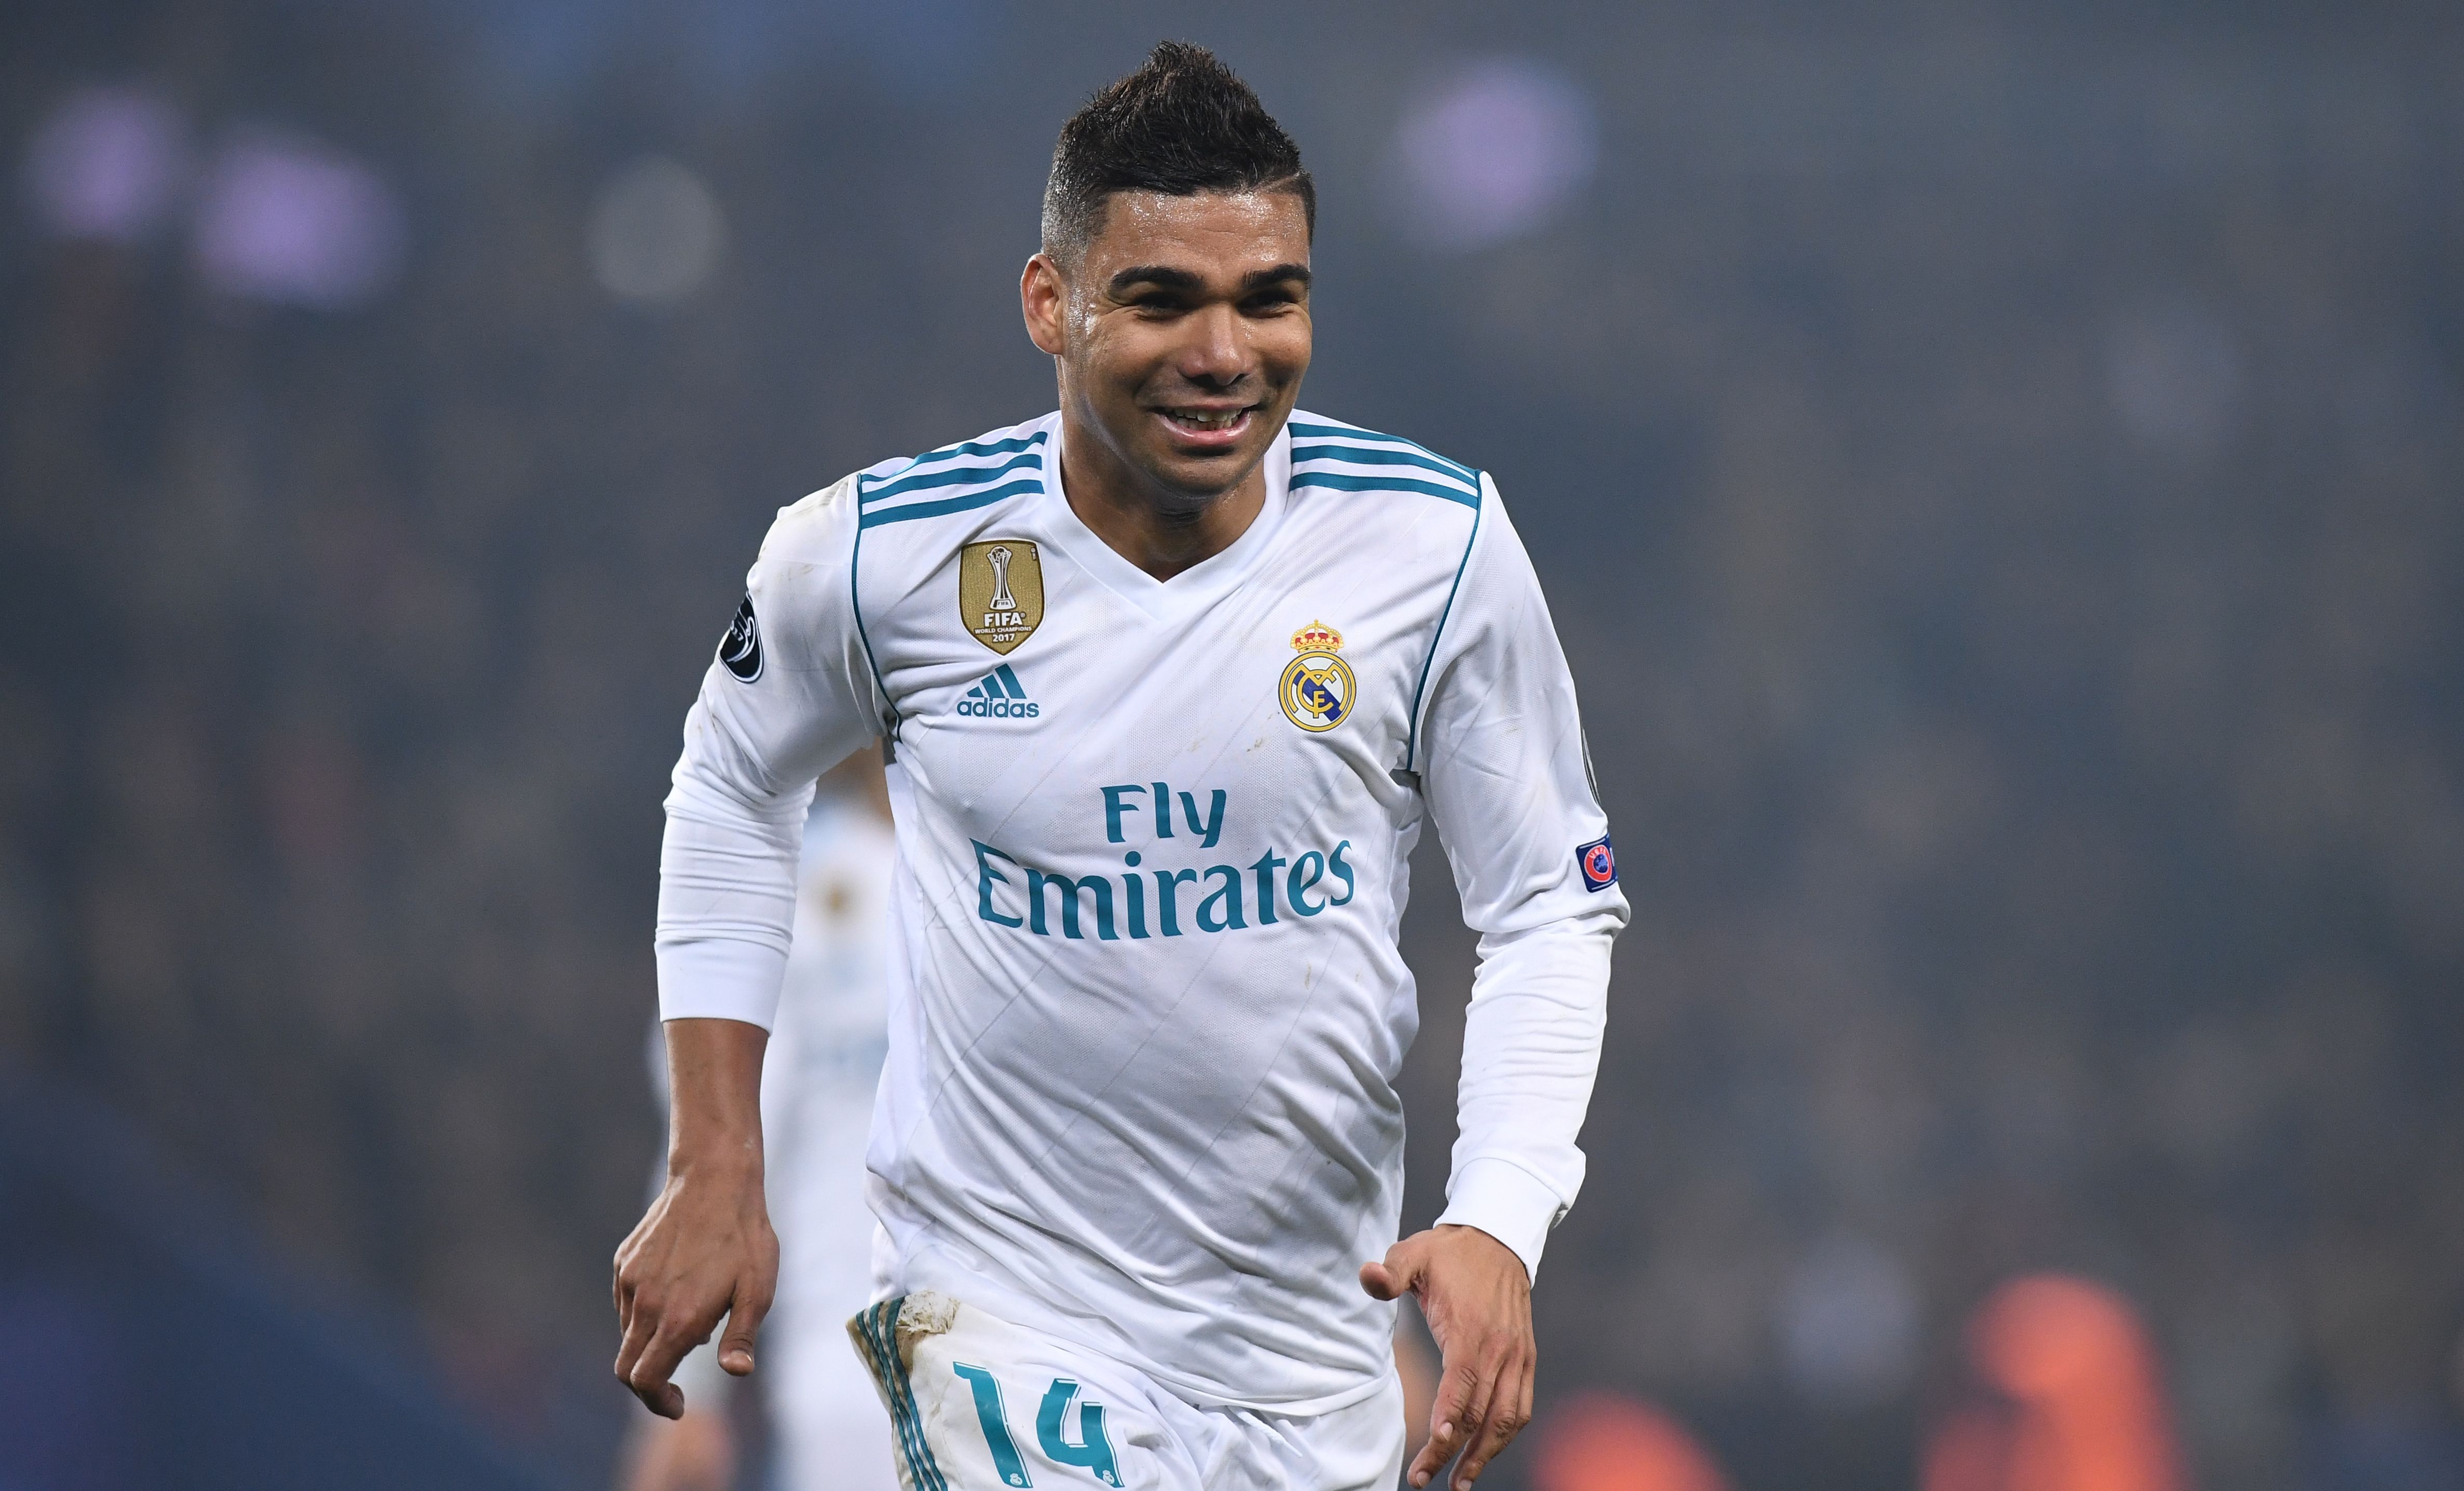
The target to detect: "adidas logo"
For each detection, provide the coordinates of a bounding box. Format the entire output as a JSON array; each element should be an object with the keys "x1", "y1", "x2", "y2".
[{"x1": 955, "y1": 663, "x2": 1040, "y2": 719}]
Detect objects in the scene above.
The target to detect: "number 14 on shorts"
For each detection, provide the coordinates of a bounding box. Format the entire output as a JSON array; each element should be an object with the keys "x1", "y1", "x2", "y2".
[{"x1": 953, "y1": 1363, "x2": 1124, "y2": 1487}]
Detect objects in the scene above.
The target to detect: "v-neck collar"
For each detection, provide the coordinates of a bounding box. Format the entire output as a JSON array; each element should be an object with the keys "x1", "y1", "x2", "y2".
[{"x1": 1032, "y1": 412, "x2": 1292, "y2": 621}]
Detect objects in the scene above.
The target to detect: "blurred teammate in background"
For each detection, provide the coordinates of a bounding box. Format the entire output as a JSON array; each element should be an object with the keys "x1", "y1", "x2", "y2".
[
  {"x1": 616, "y1": 42, "x2": 1624, "y2": 1491},
  {"x1": 620, "y1": 753, "x2": 899, "y2": 1491}
]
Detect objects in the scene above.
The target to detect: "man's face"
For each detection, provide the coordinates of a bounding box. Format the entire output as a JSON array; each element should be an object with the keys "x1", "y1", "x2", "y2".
[{"x1": 1025, "y1": 189, "x2": 1312, "y2": 503}]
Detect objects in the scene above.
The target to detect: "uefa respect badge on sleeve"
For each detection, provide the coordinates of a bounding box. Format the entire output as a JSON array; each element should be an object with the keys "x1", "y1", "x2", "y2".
[{"x1": 1577, "y1": 834, "x2": 1617, "y2": 892}]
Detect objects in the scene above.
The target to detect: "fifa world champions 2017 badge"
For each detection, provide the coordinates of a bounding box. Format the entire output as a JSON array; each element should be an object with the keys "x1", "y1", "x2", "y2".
[
  {"x1": 960, "y1": 539, "x2": 1044, "y2": 655},
  {"x1": 1577, "y1": 833, "x2": 1618, "y2": 892},
  {"x1": 1279, "y1": 620, "x2": 1355, "y2": 732}
]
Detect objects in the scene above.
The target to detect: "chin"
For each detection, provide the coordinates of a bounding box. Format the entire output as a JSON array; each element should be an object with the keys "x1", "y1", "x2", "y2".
[{"x1": 1143, "y1": 439, "x2": 1263, "y2": 498}]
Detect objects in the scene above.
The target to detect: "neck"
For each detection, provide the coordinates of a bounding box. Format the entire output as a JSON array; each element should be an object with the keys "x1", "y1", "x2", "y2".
[{"x1": 1055, "y1": 406, "x2": 1268, "y2": 583}]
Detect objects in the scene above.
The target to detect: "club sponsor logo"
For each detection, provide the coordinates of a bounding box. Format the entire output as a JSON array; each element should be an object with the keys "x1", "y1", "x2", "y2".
[
  {"x1": 970, "y1": 782, "x2": 1358, "y2": 942},
  {"x1": 1577, "y1": 833, "x2": 1617, "y2": 892},
  {"x1": 719, "y1": 593, "x2": 762, "y2": 682},
  {"x1": 1278, "y1": 620, "x2": 1355, "y2": 733},
  {"x1": 960, "y1": 539, "x2": 1043, "y2": 655}
]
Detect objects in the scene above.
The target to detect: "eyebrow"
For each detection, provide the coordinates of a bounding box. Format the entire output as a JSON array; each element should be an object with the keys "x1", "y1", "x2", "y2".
[{"x1": 1106, "y1": 263, "x2": 1314, "y2": 296}]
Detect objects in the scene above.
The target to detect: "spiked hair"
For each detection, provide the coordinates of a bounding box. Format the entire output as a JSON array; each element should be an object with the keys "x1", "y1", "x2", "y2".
[{"x1": 1042, "y1": 42, "x2": 1314, "y2": 264}]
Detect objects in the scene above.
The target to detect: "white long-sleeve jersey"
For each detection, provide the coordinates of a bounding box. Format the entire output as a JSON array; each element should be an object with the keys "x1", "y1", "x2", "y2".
[{"x1": 657, "y1": 410, "x2": 1625, "y2": 1414}]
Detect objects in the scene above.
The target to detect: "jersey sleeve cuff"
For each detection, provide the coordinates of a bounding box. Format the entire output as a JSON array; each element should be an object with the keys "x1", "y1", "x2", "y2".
[
  {"x1": 1435, "y1": 1156, "x2": 1569, "y2": 1282},
  {"x1": 655, "y1": 937, "x2": 789, "y2": 1030}
]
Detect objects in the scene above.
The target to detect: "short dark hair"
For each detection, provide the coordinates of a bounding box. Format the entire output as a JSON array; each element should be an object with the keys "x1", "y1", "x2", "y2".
[{"x1": 1042, "y1": 41, "x2": 1314, "y2": 265}]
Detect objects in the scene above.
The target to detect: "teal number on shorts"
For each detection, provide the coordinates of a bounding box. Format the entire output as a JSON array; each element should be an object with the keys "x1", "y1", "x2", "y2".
[
  {"x1": 952, "y1": 1363, "x2": 1034, "y2": 1488},
  {"x1": 1036, "y1": 1378, "x2": 1123, "y2": 1488}
]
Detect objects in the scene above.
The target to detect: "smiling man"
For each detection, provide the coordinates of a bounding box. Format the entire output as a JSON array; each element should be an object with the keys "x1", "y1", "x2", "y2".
[{"x1": 614, "y1": 42, "x2": 1625, "y2": 1491}]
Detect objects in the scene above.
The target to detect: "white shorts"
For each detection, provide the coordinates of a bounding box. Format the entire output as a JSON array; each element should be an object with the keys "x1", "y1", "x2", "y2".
[{"x1": 847, "y1": 1294, "x2": 1405, "y2": 1491}]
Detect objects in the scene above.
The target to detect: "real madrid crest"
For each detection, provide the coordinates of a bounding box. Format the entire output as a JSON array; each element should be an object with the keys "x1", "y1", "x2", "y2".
[
  {"x1": 959, "y1": 539, "x2": 1044, "y2": 655},
  {"x1": 1279, "y1": 620, "x2": 1355, "y2": 733}
]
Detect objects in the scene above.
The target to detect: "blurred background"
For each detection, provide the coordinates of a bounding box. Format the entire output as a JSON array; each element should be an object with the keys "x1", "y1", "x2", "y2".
[{"x1": 4, "y1": 1, "x2": 2461, "y2": 1487}]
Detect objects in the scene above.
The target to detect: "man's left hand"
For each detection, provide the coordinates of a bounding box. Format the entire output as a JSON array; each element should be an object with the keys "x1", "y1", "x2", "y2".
[{"x1": 1359, "y1": 1224, "x2": 1533, "y2": 1491}]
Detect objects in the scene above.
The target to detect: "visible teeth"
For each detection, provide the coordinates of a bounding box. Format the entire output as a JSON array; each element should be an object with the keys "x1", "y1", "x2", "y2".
[{"x1": 1169, "y1": 410, "x2": 1242, "y2": 430}]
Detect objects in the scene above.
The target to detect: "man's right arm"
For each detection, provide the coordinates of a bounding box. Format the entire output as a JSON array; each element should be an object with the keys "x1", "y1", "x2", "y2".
[
  {"x1": 617, "y1": 475, "x2": 883, "y2": 1415},
  {"x1": 614, "y1": 1017, "x2": 775, "y2": 1416}
]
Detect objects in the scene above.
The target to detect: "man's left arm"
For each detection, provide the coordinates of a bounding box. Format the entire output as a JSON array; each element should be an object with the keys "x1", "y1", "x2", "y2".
[{"x1": 1359, "y1": 478, "x2": 1628, "y2": 1491}]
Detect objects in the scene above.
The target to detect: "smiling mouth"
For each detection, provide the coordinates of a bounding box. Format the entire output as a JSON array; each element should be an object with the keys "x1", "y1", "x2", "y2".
[{"x1": 1157, "y1": 405, "x2": 1255, "y2": 436}]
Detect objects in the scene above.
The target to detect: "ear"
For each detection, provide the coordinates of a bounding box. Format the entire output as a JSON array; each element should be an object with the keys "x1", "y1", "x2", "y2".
[{"x1": 1020, "y1": 252, "x2": 1068, "y2": 357}]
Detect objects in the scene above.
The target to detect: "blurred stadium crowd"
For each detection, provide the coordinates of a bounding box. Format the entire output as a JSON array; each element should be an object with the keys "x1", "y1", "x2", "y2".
[{"x1": 3, "y1": 2, "x2": 2460, "y2": 1488}]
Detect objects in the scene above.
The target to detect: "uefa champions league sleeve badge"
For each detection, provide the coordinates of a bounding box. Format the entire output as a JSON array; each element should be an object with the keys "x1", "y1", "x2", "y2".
[
  {"x1": 1577, "y1": 833, "x2": 1618, "y2": 891},
  {"x1": 719, "y1": 593, "x2": 763, "y2": 682},
  {"x1": 961, "y1": 539, "x2": 1044, "y2": 655},
  {"x1": 1278, "y1": 620, "x2": 1355, "y2": 732}
]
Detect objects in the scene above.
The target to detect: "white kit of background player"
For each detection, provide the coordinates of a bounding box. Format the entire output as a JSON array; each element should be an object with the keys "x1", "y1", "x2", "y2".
[{"x1": 653, "y1": 406, "x2": 1626, "y2": 1487}]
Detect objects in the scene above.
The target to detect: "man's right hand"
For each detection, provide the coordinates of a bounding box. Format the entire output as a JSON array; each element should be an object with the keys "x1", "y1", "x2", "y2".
[{"x1": 613, "y1": 1018, "x2": 778, "y2": 1418}]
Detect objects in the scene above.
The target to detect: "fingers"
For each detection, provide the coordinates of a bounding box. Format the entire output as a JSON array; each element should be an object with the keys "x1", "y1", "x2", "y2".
[
  {"x1": 1412, "y1": 1350, "x2": 1530, "y2": 1491},
  {"x1": 1408, "y1": 1360, "x2": 1479, "y2": 1488},
  {"x1": 717, "y1": 1269, "x2": 775, "y2": 1377},
  {"x1": 1443, "y1": 1360, "x2": 1501, "y2": 1489},
  {"x1": 621, "y1": 1312, "x2": 702, "y2": 1419},
  {"x1": 1447, "y1": 1344, "x2": 1534, "y2": 1490},
  {"x1": 612, "y1": 1199, "x2": 665, "y2": 1338},
  {"x1": 613, "y1": 1225, "x2": 642, "y2": 1324},
  {"x1": 614, "y1": 1267, "x2": 723, "y2": 1419},
  {"x1": 613, "y1": 1302, "x2": 672, "y2": 1417},
  {"x1": 636, "y1": 1374, "x2": 686, "y2": 1421},
  {"x1": 614, "y1": 1281, "x2": 653, "y2": 1382}
]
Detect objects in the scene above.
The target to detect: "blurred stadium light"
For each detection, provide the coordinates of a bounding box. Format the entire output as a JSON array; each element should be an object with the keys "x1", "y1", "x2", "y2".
[
  {"x1": 1532, "y1": 1391, "x2": 1731, "y2": 1491},
  {"x1": 587, "y1": 157, "x2": 728, "y2": 306},
  {"x1": 191, "y1": 131, "x2": 405, "y2": 310},
  {"x1": 22, "y1": 85, "x2": 187, "y2": 245},
  {"x1": 1922, "y1": 1275, "x2": 2185, "y2": 1491},
  {"x1": 1388, "y1": 56, "x2": 1598, "y2": 253}
]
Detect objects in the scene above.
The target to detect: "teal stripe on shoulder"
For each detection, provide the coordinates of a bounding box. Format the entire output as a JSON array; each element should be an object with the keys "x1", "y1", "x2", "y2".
[
  {"x1": 864, "y1": 448, "x2": 1041, "y2": 505},
  {"x1": 1291, "y1": 470, "x2": 1480, "y2": 509},
  {"x1": 1291, "y1": 441, "x2": 1482, "y2": 495},
  {"x1": 874, "y1": 430, "x2": 1047, "y2": 485},
  {"x1": 932, "y1": 431, "x2": 1045, "y2": 462},
  {"x1": 858, "y1": 478, "x2": 1042, "y2": 529},
  {"x1": 1285, "y1": 420, "x2": 1478, "y2": 486},
  {"x1": 849, "y1": 486, "x2": 899, "y2": 731}
]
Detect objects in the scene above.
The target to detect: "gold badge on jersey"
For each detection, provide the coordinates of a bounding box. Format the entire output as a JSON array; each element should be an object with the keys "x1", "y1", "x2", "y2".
[
  {"x1": 959, "y1": 539, "x2": 1044, "y2": 655},
  {"x1": 1278, "y1": 620, "x2": 1356, "y2": 733}
]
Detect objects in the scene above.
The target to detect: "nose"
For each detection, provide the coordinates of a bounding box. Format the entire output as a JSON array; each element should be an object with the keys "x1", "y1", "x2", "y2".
[{"x1": 1177, "y1": 303, "x2": 1250, "y2": 390}]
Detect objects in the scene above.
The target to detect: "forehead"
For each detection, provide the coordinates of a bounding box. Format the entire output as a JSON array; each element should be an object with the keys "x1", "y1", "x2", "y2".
[{"x1": 1081, "y1": 189, "x2": 1310, "y2": 279}]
